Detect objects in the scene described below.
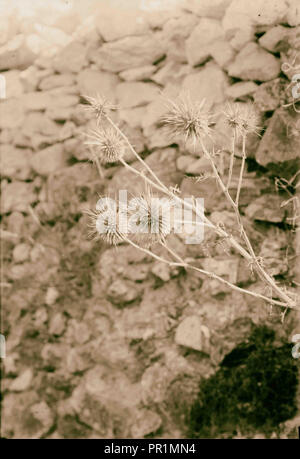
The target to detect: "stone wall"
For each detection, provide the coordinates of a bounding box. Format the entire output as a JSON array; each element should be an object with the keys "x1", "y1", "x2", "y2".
[{"x1": 1, "y1": 0, "x2": 300, "y2": 439}]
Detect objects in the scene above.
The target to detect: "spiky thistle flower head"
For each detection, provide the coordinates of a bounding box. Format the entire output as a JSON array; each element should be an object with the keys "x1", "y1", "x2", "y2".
[
  {"x1": 82, "y1": 93, "x2": 117, "y2": 121},
  {"x1": 85, "y1": 127, "x2": 125, "y2": 164},
  {"x1": 223, "y1": 102, "x2": 261, "y2": 138},
  {"x1": 159, "y1": 92, "x2": 213, "y2": 147},
  {"x1": 128, "y1": 188, "x2": 173, "y2": 247},
  {"x1": 86, "y1": 198, "x2": 123, "y2": 245}
]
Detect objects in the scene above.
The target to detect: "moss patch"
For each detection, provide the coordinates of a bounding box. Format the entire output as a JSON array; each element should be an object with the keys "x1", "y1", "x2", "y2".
[{"x1": 188, "y1": 326, "x2": 298, "y2": 438}]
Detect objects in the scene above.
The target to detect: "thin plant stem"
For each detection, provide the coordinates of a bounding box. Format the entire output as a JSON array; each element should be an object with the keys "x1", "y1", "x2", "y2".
[
  {"x1": 226, "y1": 132, "x2": 235, "y2": 190},
  {"x1": 235, "y1": 134, "x2": 246, "y2": 206}
]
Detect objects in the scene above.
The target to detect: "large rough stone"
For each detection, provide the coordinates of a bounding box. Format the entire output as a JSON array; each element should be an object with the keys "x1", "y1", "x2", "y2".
[
  {"x1": 151, "y1": 61, "x2": 194, "y2": 86},
  {"x1": 256, "y1": 108, "x2": 300, "y2": 166},
  {"x1": 0, "y1": 145, "x2": 32, "y2": 180},
  {"x1": 30, "y1": 144, "x2": 68, "y2": 176},
  {"x1": 223, "y1": 0, "x2": 288, "y2": 31},
  {"x1": 52, "y1": 41, "x2": 87, "y2": 74},
  {"x1": 285, "y1": 0, "x2": 300, "y2": 26},
  {"x1": 95, "y1": 6, "x2": 149, "y2": 41},
  {"x1": 182, "y1": 62, "x2": 229, "y2": 108},
  {"x1": 0, "y1": 34, "x2": 36, "y2": 70},
  {"x1": 1, "y1": 181, "x2": 37, "y2": 214},
  {"x1": 90, "y1": 34, "x2": 165, "y2": 72},
  {"x1": 116, "y1": 82, "x2": 159, "y2": 108},
  {"x1": 76, "y1": 69, "x2": 120, "y2": 101},
  {"x1": 161, "y1": 13, "x2": 198, "y2": 63},
  {"x1": 245, "y1": 194, "x2": 286, "y2": 223},
  {"x1": 228, "y1": 43, "x2": 281, "y2": 82},
  {"x1": 0, "y1": 98, "x2": 25, "y2": 129},
  {"x1": 185, "y1": 18, "x2": 223, "y2": 66}
]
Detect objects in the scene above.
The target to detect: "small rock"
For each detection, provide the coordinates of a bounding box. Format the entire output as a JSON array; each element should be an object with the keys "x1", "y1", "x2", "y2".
[
  {"x1": 39, "y1": 73, "x2": 75, "y2": 90},
  {"x1": 256, "y1": 108, "x2": 300, "y2": 166},
  {"x1": 175, "y1": 315, "x2": 210, "y2": 353},
  {"x1": 285, "y1": 0, "x2": 300, "y2": 26},
  {"x1": 33, "y1": 307, "x2": 48, "y2": 327},
  {"x1": 119, "y1": 65, "x2": 156, "y2": 82},
  {"x1": 141, "y1": 362, "x2": 174, "y2": 405},
  {"x1": 259, "y1": 25, "x2": 293, "y2": 52},
  {"x1": 245, "y1": 194, "x2": 285, "y2": 222},
  {"x1": 107, "y1": 279, "x2": 142, "y2": 306},
  {"x1": 182, "y1": 62, "x2": 229, "y2": 108},
  {"x1": 0, "y1": 34, "x2": 36, "y2": 70},
  {"x1": 19, "y1": 65, "x2": 52, "y2": 92},
  {"x1": 116, "y1": 81, "x2": 159, "y2": 108},
  {"x1": 161, "y1": 13, "x2": 198, "y2": 63},
  {"x1": 223, "y1": 0, "x2": 288, "y2": 31},
  {"x1": 209, "y1": 40, "x2": 236, "y2": 68},
  {"x1": 53, "y1": 41, "x2": 87, "y2": 73},
  {"x1": 151, "y1": 262, "x2": 171, "y2": 282},
  {"x1": 118, "y1": 107, "x2": 147, "y2": 129},
  {"x1": 0, "y1": 98, "x2": 25, "y2": 129},
  {"x1": 45, "y1": 287, "x2": 59, "y2": 306},
  {"x1": 30, "y1": 401, "x2": 54, "y2": 434},
  {"x1": 228, "y1": 42, "x2": 281, "y2": 82},
  {"x1": 0, "y1": 145, "x2": 31, "y2": 180},
  {"x1": 202, "y1": 257, "x2": 239, "y2": 283},
  {"x1": 30, "y1": 144, "x2": 68, "y2": 176},
  {"x1": 185, "y1": 18, "x2": 223, "y2": 66},
  {"x1": 1, "y1": 181, "x2": 36, "y2": 214},
  {"x1": 151, "y1": 61, "x2": 193, "y2": 86},
  {"x1": 10, "y1": 368, "x2": 33, "y2": 392},
  {"x1": 95, "y1": 6, "x2": 149, "y2": 42},
  {"x1": 185, "y1": 0, "x2": 231, "y2": 19},
  {"x1": 49, "y1": 313, "x2": 66, "y2": 336},
  {"x1": 254, "y1": 79, "x2": 287, "y2": 111},
  {"x1": 226, "y1": 81, "x2": 258, "y2": 99},
  {"x1": 13, "y1": 243, "x2": 31, "y2": 263},
  {"x1": 76, "y1": 69, "x2": 120, "y2": 101},
  {"x1": 131, "y1": 410, "x2": 162, "y2": 438}
]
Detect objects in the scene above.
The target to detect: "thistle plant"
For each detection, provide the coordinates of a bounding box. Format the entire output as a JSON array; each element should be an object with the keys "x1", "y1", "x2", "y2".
[{"x1": 83, "y1": 93, "x2": 300, "y2": 313}]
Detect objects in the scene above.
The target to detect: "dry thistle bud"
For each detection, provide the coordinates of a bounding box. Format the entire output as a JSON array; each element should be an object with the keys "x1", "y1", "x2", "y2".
[
  {"x1": 128, "y1": 189, "x2": 173, "y2": 247},
  {"x1": 223, "y1": 102, "x2": 260, "y2": 138},
  {"x1": 82, "y1": 93, "x2": 117, "y2": 121},
  {"x1": 86, "y1": 204, "x2": 123, "y2": 246},
  {"x1": 85, "y1": 127, "x2": 125, "y2": 164},
  {"x1": 159, "y1": 92, "x2": 213, "y2": 147}
]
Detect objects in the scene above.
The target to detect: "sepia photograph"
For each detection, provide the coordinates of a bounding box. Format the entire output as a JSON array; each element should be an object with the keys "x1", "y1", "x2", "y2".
[{"x1": 0, "y1": 0, "x2": 300, "y2": 443}]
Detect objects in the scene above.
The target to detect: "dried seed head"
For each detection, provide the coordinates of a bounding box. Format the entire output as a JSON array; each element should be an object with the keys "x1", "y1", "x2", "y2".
[
  {"x1": 82, "y1": 93, "x2": 117, "y2": 121},
  {"x1": 128, "y1": 190, "x2": 173, "y2": 247},
  {"x1": 159, "y1": 92, "x2": 213, "y2": 146},
  {"x1": 85, "y1": 127, "x2": 125, "y2": 164},
  {"x1": 223, "y1": 102, "x2": 260, "y2": 138},
  {"x1": 86, "y1": 206, "x2": 123, "y2": 246}
]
